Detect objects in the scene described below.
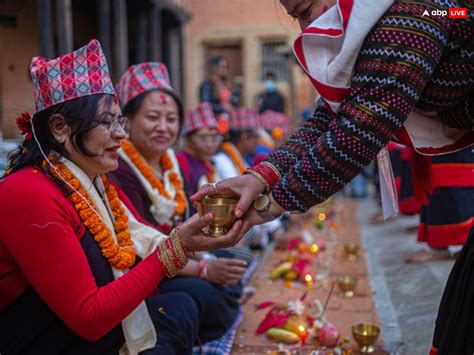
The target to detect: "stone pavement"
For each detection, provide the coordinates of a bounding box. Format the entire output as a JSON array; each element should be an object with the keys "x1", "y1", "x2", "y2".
[
  {"x1": 357, "y1": 197, "x2": 454, "y2": 355},
  {"x1": 233, "y1": 199, "x2": 384, "y2": 354}
]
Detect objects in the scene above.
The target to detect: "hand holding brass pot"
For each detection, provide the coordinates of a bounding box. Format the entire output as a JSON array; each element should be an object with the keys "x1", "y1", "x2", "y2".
[{"x1": 196, "y1": 196, "x2": 238, "y2": 237}]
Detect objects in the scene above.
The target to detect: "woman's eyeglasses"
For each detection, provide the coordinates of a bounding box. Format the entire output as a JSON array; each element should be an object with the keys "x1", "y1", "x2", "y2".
[
  {"x1": 95, "y1": 116, "x2": 128, "y2": 132},
  {"x1": 193, "y1": 134, "x2": 223, "y2": 144}
]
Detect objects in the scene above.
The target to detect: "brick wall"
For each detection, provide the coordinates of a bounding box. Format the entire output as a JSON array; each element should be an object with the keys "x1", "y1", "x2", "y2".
[
  {"x1": 183, "y1": 0, "x2": 317, "y2": 120},
  {"x1": 1, "y1": 4, "x2": 38, "y2": 139}
]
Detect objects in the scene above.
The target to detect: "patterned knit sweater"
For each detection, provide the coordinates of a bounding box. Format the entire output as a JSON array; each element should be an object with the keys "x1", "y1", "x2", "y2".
[{"x1": 266, "y1": 0, "x2": 474, "y2": 212}]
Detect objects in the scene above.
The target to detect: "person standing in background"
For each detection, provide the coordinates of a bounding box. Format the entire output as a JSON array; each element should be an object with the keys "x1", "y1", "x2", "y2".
[
  {"x1": 199, "y1": 56, "x2": 239, "y2": 134},
  {"x1": 255, "y1": 71, "x2": 285, "y2": 114},
  {"x1": 406, "y1": 146, "x2": 474, "y2": 263}
]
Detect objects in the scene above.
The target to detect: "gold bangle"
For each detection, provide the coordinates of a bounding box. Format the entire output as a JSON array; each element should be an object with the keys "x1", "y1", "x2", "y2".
[
  {"x1": 170, "y1": 229, "x2": 188, "y2": 268},
  {"x1": 245, "y1": 170, "x2": 271, "y2": 193},
  {"x1": 162, "y1": 248, "x2": 176, "y2": 278},
  {"x1": 156, "y1": 242, "x2": 177, "y2": 278}
]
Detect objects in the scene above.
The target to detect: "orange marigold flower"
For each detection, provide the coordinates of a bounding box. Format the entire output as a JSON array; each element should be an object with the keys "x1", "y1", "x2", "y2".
[
  {"x1": 121, "y1": 139, "x2": 186, "y2": 218},
  {"x1": 44, "y1": 157, "x2": 136, "y2": 270}
]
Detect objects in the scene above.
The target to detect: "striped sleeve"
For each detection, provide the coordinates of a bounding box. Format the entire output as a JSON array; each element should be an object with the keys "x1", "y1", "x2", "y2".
[
  {"x1": 265, "y1": 99, "x2": 335, "y2": 175},
  {"x1": 269, "y1": 0, "x2": 454, "y2": 212}
]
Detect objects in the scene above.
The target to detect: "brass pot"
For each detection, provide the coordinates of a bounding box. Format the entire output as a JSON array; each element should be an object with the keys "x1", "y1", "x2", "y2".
[
  {"x1": 196, "y1": 197, "x2": 238, "y2": 237},
  {"x1": 352, "y1": 323, "x2": 380, "y2": 353},
  {"x1": 337, "y1": 276, "x2": 358, "y2": 298},
  {"x1": 344, "y1": 242, "x2": 359, "y2": 261}
]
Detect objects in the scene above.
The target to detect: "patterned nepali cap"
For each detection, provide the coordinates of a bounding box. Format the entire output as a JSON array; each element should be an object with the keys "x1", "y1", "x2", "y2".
[
  {"x1": 116, "y1": 62, "x2": 173, "y2": 108},
  {"x1": 30, "y1": 39, "x2": 116, "y2": 112},
  {"x1": 183, "y1": 102, "x2": 218, "y2": 135},
  {"x1": 229, "y1": 108, "x2": 259, "y2": 131},
  {"x1": 259, "y1": 110, "x2": 291, "y2": 134}
]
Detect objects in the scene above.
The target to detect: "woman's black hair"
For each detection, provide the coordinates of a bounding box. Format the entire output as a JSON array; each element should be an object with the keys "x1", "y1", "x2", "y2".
[
  {"x1": 121, "y1": 87, "x2": 184, "y2": 134},
  {"x1": 4, "y1": 93, "x2": 115, "y2": 177},
  {"x1": 228, "y1": 129, "x2": 254, "y2": 144}
]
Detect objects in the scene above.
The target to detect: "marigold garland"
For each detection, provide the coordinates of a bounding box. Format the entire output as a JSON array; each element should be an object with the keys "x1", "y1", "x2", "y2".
[
  {"x1": 221, "y1": 142, "x2": 246, "y2": 175},
  {"x1": 43, "y1": 157, "x2": 136, "y2": 269},
  {"x1": 206, "y1": 162, "x2": 216, "y2": 183},
  {"x1": 121, "y1": 139, "x2": 186, "y2": 216}
]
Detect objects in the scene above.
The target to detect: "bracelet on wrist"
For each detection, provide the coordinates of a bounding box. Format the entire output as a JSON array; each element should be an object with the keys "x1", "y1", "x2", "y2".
[
  {"x1": 245, "y1": 169, "x2": 271, "y2": 193},
  {"x1": 156, "y1": 229, "x2": 188, "y2": 278},
  {"x1": 245, "y1": 162, "x2": 280, "y2": 192},
  {"x1": 261, "y1": 161, "x2": 281, "y2": 179},
  {"x1": 197, "y1": 260, "x2": 209, "y2": 279}
]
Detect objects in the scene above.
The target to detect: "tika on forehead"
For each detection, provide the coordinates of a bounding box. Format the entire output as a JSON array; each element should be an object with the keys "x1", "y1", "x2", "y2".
[{"x1": 159, "y1": 93, "x2": 170, "y2": 104}]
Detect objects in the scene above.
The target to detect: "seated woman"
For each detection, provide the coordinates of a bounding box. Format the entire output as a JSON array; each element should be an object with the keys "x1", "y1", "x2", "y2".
[
  {"x1": 113, "y1": 62, "x2": 188, "y2": 233},
  {"x1": 110, "y1": 62, "x2": 249, "y2": 342},
  {"x1": 0, "y1": 40, "x2": 247, "y2": 354},
  {"x1": 176, "y1": 102, "x2": 222, "y2": 201},
  {"x1": 213, "y1": 109, "x2": 260, "y2": 181}
]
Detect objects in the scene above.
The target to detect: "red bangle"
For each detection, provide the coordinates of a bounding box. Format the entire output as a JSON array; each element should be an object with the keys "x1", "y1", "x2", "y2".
[
  {"x1": 246, "y1": 162, "x2": 280, "y2": 191},
  {"x1": 197, "y1": 260, "x2": 208, "y2": 279}
]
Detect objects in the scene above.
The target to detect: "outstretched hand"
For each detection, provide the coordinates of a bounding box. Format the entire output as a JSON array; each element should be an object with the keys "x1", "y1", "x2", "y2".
[
  {"x1": 191, "y1": 174, "x2": 265, "y2": 218},
  {"x1": 178, "y1": 213, "x2": 251, "y2": 252}
]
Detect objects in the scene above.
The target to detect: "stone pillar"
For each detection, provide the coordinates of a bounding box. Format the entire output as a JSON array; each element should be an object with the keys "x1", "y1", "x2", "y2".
[
  {"x1": 167, "y1": 26, "x2": 182, "y2": 95},
  {"x1": 36, "y1": 0, "x2": 55, "y2": 57},
  {"x1": 149, "y1": 1, "x2": 162, "y2": 61},
  {"x1": 98, "y1": 0, "x2": 112, "y2": 63},
  {"x1": 55, "y1": 0, "x2": 73, "y2": 54},
  {"x1": 135, "y1": 11, "x2": 148, "y2": 63},
  {"x1": 113, "y1": 0, "x2": 128, "y2": 78}
]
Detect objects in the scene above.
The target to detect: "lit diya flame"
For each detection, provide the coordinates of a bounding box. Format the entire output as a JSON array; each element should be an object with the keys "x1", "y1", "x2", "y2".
[
  {"x1": 318, "y1": 213, "x2": 326, "y2": 222},
  {"x1": 304, "y1": 274, "x2": 313, "y2": 287},
  {"x1": 310, "y1": 244, "x2": 319, "y2": 254},
  {"x1": 298, "y1": 325, "x2": 307, "y2": 346}
]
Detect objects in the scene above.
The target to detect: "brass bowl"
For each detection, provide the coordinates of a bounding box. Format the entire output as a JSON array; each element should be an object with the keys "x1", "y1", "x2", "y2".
[
  {"x1": 344, "y1": 243, "x2": 359, "y2": 261},
  {"x1": 352, "y1": 323, "x2": 380, "y2": 353},
  {"x1": 195, "y1": 197, "x2": 238, "y2": 237},
  {"x1": 337, "y1": 276, "x2": 358, "y2": 297}
]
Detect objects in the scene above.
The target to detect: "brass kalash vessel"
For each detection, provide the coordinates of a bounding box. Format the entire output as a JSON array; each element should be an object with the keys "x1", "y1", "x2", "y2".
[
  {"x1": 352, "y1": 323, "x2": 381, "y2": 353},
  {"x1": 344, "y1": 242, "x2": 359, "y2": 261},
  {"x1": 196, "y1": 196, "x2": 238, "y2": 237},
  {"x1": 337, "y1": 276, "x2": 359, "y2": 298}
]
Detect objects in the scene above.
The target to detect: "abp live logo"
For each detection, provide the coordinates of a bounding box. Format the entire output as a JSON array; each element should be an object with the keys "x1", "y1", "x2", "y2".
[
  {"x1": 422, "y1": 8, "x2": 468, "y2": 18},
  {"x1": 449, "y1": 8, "x2": 468, "y2": 18}
]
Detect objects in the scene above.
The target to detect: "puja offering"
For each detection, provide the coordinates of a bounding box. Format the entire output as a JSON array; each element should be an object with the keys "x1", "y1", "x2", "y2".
[
  {"x1": 344, "y1": 242, "x2": 359, "y2": 261},
  {"x1": 352, "y1": 322, "x2": 381, "y2": 353},
  {"x1": 337, "y1": 276, "x2": 359, "y2": 298},
  {"x1": 195, "y1": 196, "x2": 238, "y2": 237}
]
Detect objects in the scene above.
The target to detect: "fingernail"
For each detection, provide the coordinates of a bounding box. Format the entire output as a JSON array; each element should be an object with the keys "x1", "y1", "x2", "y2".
[{"x1": 235, "y1": 209, "x2": 242, "y2": 218}]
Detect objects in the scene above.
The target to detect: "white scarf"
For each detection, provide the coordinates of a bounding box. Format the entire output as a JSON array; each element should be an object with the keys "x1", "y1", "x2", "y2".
[
  {"x1": 64, "y1": 159, "x2": 167, "y2": 355},
  {"x1": 119, "y1": 148, "x2": 187, "y2": 226}
]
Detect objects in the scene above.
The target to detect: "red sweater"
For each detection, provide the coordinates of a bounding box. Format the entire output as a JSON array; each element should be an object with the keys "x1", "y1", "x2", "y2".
[{"x1": 0, "y1": 167, "x2": 166, "y2": 340}]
